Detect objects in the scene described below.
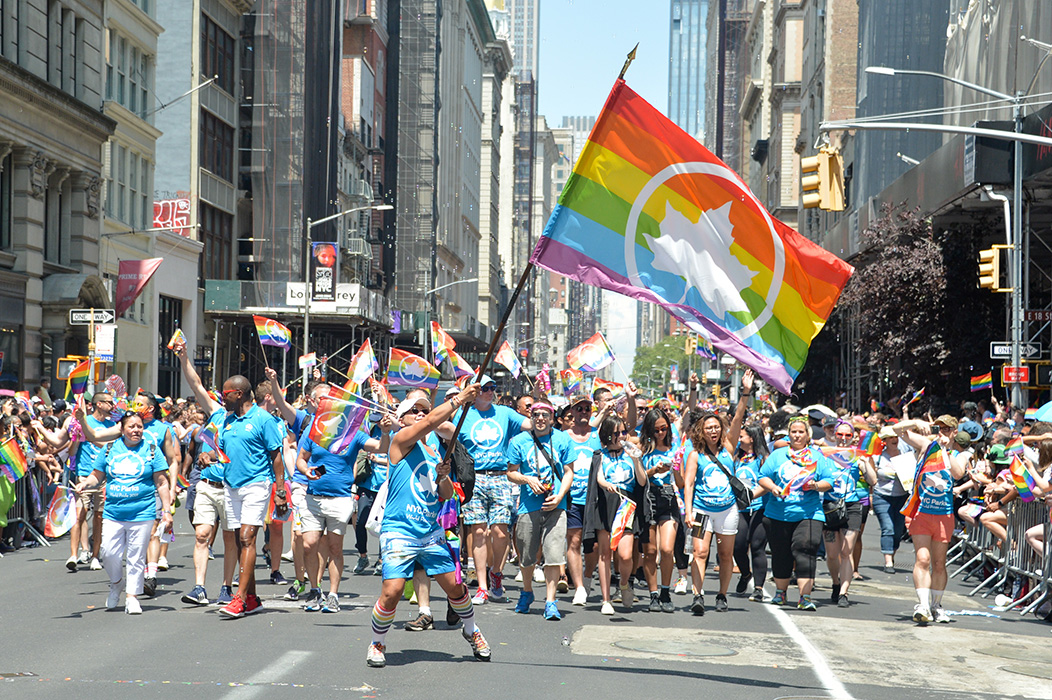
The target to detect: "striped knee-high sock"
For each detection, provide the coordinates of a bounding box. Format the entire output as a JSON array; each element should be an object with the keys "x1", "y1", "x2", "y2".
[
  {"x1": 449, "y1": 591, "x2": 476, "y2": 635},
  {"x1": 371, "y1": 602, "x2": 396, "y2": 644}
]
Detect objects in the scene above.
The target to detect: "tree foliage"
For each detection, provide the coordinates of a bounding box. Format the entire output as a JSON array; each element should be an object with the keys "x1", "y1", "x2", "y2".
[{"x1": 632, "y1": 335, "x2": 699, "y2": 395}]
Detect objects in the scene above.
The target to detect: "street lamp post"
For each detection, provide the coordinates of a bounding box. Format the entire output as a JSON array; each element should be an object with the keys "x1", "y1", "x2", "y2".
[
  {"x1": 861, "y1": 67, "x2": 1031, "y2": 407},
  {"x1": 303, "y1": 203, "x2": 392, "y2": 390}
]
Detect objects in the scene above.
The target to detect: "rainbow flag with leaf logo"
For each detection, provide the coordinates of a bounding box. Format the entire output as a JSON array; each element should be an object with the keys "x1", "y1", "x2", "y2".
[
  {"x1": 566, "y1": 332, "x2": 617, "y2": 373},
  {"x1": 44, "y1": 485, "x2": 77, "y2": 538},
  {"x1": 1009, "y1": 454, "x2": 1038, "y2": 502},
  {"x1": 448, "y1": 350, "x2": 476, "y2": 380},
  {"x1": 529, "y1": 80, "x2": 853, "y2": 394},
  {"x1": 252, "y1": 315, "x2": 292, "y2": 351},
  {"x1": 387, "y1": 349, "x2": 440, "y2": 389},
  {"x1": 561, "y1": 368, "x2": 583, "y2": 395},
  {"x1": 970, "y1": 372, "x2": 992, "y2": 392},
  {"x1": 307, "y1": 392, "x2": 369, "y2": 456},
  {"x1": 430, "y1": 321, "x2": 457, "y2": 364},
  {"x1": 346, "y1": 339, "x2": 380, "y2": 390},
  {"x1": 900, "y1": 441, "x2": 946, "y2": 518},
  {"x1": 593, "y1": 377, "x2": 624, "y2": 398}
]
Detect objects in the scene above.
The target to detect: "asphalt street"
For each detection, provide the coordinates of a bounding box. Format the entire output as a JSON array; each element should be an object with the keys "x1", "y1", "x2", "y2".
[{"x1": 2, "y1": 520, "x2": 1050, "y2": 700}]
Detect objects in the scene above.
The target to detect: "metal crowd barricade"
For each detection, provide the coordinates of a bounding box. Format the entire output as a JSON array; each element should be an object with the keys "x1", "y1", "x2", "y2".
[
  {"x1": 3, "y1": 470, "x2": 50, "y2": 548},
  {"x1": 950, "y1": 518, "x2": 994, "y2": 581},
  {"x1": 1000, "y1": 499, "x2": 1050, "y2": 615}
]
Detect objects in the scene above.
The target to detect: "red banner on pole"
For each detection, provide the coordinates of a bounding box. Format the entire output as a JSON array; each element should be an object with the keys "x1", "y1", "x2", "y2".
[{"x1": 115, "y1": 258, "x2": 163, "y2": 317}]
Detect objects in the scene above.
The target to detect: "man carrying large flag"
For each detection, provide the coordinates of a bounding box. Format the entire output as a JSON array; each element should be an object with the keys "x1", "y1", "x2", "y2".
[{"x1": 529, "y1": 79, "x2": 853, "y2": 395}]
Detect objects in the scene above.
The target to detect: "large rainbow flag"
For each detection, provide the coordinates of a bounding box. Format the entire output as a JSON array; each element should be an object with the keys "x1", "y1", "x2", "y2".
[
  {"x1": 308, "y1": 391, "x2": 369, "y2": 456},
  {"x1": 387, "y1": 348, "x2": 440, "y2": 389},
  {"x1": 529, "y1": 80, "x2": 853, "y2": 394},
  {"x1": 44, "y1": 485, "x2": 77, "y2": 538},
  {"x1": 253, "y1": 315, "x2": 292, "y2": 350}
]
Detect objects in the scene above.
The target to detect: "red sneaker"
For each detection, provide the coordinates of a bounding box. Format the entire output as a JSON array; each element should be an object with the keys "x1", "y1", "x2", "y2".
[
  {"x1": 219, "y1": 594, "x2": 246, "y2": 618},
  {"x1": 245, "y1": 594, "x2": 264, "y2": 615}
]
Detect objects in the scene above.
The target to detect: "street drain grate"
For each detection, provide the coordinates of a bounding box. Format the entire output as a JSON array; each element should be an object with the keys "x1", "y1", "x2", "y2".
[
  {"x1": 974, "y1": 645, "x2": 1047, "y2": 664},
  {"x1": 999, "y1": 664, "x2": 1052, "y2": 681},
  {"x1": 612, "y1": 638, "x2": 737, "y2": 657}
]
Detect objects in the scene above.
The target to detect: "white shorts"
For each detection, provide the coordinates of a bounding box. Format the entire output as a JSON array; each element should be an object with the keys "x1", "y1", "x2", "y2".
[
  {"x1": 300, "y1": 493, "x2": 354, "y2": 535},
  {"x1": 698, "y1": 505, "x2": 739, "y2": 536},
  {"x1": 192, "y1": 480, "x2": 231, "y2": 531},
  {"x1": 289, "y1": 481, "x2": 308, "y2": 533},
  {"x1": 225, "y1": 481, "x2": 271, "y2": 529}
]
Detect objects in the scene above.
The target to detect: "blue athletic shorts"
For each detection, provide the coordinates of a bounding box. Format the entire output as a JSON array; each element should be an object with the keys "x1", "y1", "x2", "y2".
[{"x1": 379, "y1": 531, "x2": 456, "y2": 580}]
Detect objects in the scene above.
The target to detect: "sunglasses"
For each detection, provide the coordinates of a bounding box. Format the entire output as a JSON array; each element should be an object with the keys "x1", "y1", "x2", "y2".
[
  {"x1": 573, "y1": 404, "x2": 591, "y2": 413},
  {"x1": 530, "y1": 410, "x2": 552, "y2": 418},
  {"x1": 481, "y1": 385, "x2": 496, "y2": 392},
  {"x1": 654, "y1": 426, "x2": 668, "y2": 433},
  {"x1": 406, "y1": 407, "x2": 429, "y2": 416},
  {"x1": 835, "y1": 432, "x2": 853, "y2": 438},
  {"x1": 222, "y1": 389, "x2": 241, "y2": 396}
]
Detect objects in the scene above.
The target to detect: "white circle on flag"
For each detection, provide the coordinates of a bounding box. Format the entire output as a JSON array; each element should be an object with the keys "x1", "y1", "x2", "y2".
[
  {"x1": 264, "y1": 319, "x2": 284, "y2": 340},
  {"x1": 398, "y1": 356, "x2": 427, "y2": 386},
  {"x1": 624, "y1": 162, "x2": 786, "y2": 342}
]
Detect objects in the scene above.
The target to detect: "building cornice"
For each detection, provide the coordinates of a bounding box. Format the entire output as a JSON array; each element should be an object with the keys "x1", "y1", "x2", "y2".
[{"x1": 0, "y1": 59, "x2": 117, "y2": 143}]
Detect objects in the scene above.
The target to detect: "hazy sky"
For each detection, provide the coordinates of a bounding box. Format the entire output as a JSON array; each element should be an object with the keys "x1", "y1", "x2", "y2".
[{"x1": 538, "y1": 1, "x2": 672, "y2": 373}]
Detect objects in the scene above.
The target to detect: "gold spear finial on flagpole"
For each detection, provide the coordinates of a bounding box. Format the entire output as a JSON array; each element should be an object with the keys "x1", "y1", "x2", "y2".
[{"x1": 619, "y1": 43, "x2": 639, "y2": 81}]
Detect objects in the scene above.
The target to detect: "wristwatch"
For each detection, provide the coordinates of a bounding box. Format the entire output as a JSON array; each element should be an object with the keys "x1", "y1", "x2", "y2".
[{"x1": 275, "y1": 488, "x2": 287, "y2": 498}]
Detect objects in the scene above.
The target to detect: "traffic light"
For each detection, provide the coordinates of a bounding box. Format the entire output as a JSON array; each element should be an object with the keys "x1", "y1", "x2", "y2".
[
  {"x1": 977, "y1": 245, "x2": 1010, "y2": 292},
  {"x1": 684, "y1": 335, "x2": 697, "y2": 355},
  {"x1": 800, "y1": 148, "x2": 846, "y2": 212},
  {"x1": 800, "y1": 154, "x2": 823, "y2": 209}
]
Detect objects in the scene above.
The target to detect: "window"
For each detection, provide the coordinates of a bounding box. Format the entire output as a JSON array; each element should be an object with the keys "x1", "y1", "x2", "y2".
[
  {"x1": 106, "y1": 29, "x2": 152, "y2": 119},
  {"x1": 157, "y1": 295, "x2": 182, "y2": 398},
  {"x1": 199, "y1": 203, "x2": 233, "y2": 282},
  {"x1": 200, "y1": 110, "x2": 234, "y2": 182},
  {"x1": 104, "y1": 143, "x2": 153, "y2": 227},
  {"x1": 201, "y1": 13, "x2": 235, "y2": 94},
  {"x1": 0, "y1": 153, "x2": 10, "y2": 250}
]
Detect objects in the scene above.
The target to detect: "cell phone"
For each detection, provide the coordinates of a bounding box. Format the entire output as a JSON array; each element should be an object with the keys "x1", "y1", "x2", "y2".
[{"x1": 314, "y1": 465, "x2": 327, "y2": 476}]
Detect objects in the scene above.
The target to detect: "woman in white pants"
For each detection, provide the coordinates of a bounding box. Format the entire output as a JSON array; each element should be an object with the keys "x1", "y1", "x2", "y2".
[{"x1": 75, "y1": 410, "x2": 172, "y2": 614}]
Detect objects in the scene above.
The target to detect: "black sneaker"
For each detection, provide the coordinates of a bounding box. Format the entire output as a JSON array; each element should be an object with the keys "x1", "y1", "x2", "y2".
[
  {"x1": 831, "y1": 588, "x2": 840, "y2": 604},
  {"x1": 446, "y1": 601, "x2": 460, "y2": 626},
  {"x1": 648, "y1": 592, "x2": 661, "y2": 612},
  {"x1": 404, "y1": 612, "x2": 434, "y2": 631},
  {"x1": 660, "y1": 588, "x2": 675, "y2": 613},
  {"x1": 143, "y1": 576, "x2": 157, "y2": 598},
  {"x1": 302, "y1": 588, "x2": 323, "y2": 612},
  {"x1": 714, "y1": 594, "x2": 728, "y2": 612},
  {"x1": 691, "y1": 594, "x2": 705, "y2": 616},
  {"x1": 837, "y1": 594, "x2": 850, "y2": 608},
  {"x1": 735, "y1": 575, "x2": 751, "y2": 596}
]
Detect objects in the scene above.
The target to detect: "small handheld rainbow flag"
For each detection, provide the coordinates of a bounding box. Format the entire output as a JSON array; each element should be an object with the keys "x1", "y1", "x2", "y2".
[
  {"x1": 199, "y1": 420, "x2": 231, "y2": 463},
  {"x1": 857, "y1": 430, "x2": 883, "y2": 457},
  {"x1": 869, "y1": 398, "x2": 885, "y2": 413},
  {"x1": 567, "y1": 332, "x2": 616, "y2": 372},
  {"x1": 609, "y1": 497, "x2": 637, "y2": 550},
  {"x1": 308, "y1": 392, "x2": 369, "y2": 455},
  {"x1": 1005, "y1": 436, "x2": 1024, "y2": 457},
  {"x1": 166, "y1": 328, "x2": 186, "y2": 350},
  {"x1": 0, "y1": 437, "x2": 27, "y2": 483},
  {"x1": 368, "y1": 377, "x2": 396, "y2": 408},
  {"x1": 264, "y1": 484, "x2": 292, "y2": 524},
  {"x1": 44, "y1": 485, "x2": 77, "y2": 538},
  {"x1": 970, "y1": 372, "x2": 992, "y2": 392},
  {"x1": 904, "y1": 388, "x2": 925, "y2": 407},
  {"x1": 176, "y1": 472, "x2": 190, "y2": 489},
  {"x1": 900, "y1": 441, "x2": 946, "y2": 518},
  {"x1": 593, "y1": 377, "x2": 625, "y2": 398},
  {"x1": 494, "y1": 341, "x2": 523, "y2": 378},
  {"x1": 14, "y1": 391, "x2": 33, "y2": 414},
  {"x1": 387, "y1": 348, "x2": 441, "y2": 389},
  {"x1": 430, "y1": 321, "x2": 457, "y2": 364},
  {"x1": 1009, "y1": 454, "x2": 1038, "y2": 502},
  {"x1": 561, "y1": 368, "x2": 583, "y2": 395},
  {"x1": 1025, "y1": 406, "x2": 1039, "y2": 421},
  {"x1": 65, "y1": 359, "x2": 91, "y2": 400},
  {"x1": 346, "y1": 339, "x2": 380, "y2": 390},
  {"x1": 448, "y1": 349, "x2": 476, "y2": 380},
  {"x1": 252, "y1": 315, "x2": 292, "y2": 351}
]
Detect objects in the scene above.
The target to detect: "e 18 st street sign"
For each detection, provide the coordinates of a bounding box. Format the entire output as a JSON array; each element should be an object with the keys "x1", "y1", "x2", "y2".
[
  {"x1": 69, "y1": 309, "x2": 116, "y2": 325},
  {"x1": 989, "y1": 341, "x2": 1042, "y2": 360}
]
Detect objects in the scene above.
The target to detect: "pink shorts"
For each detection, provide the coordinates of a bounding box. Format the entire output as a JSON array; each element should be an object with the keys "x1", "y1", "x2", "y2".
[{"x1": 908, "y1": 512, "x2": 955, "y2": 543}]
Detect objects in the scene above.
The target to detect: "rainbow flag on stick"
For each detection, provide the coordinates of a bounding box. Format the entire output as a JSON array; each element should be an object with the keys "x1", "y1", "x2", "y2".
[
  {"x1": 970, "y1": 372, "x2": 992, "y2": 392},
  {"x1": 1006, "y1": 436, "x2": 1024, "y2": 457},
  {"x1": 308, "y1": 392, "x2": 369, "y2": 455},
  {"x1": 252, "y1": 315, "x2": 292, "y2": 351},
  {"x1": 561, "y1": 368, "x2": 583, "y2": 395},
  {"x1": 387, "y1": 348, "x2": 441, "y2": 389},
  {"x1": 593, "y1": 377, "x2": 625, "y2": 398},
  {"x1": 346, "y1": 339, "x2": 380, "y2": 391},
  {"x1": 430, "y1": 321, "x2": 457, "y2": 364},
  {"x1": 900, "y1": 441, "x2": 946, "y2": 518},
  {"x1": 199, "y1": 420, "x2": 231, "y2": 464},
  {"x1": 448, "y1": 350, "x2": 476, "y2": 380},
  {"x1": 0, "y1": 437, "x2": 27, "y2": 483},
  {"x1": 44, "y1": 485, "x2": 77, "y2": 538},
  {"x1": 1009, "y1": 454, "x2": 1038, "y2": 502},
  {"x1": 166, "y1": 328, "x2": 186, "y2": 350},
  {"x1": 857, "y1": 430, "x2": 883, "y2": 457},
  {"x1": 529, "y1": 80, "x2": 853, "y2": 394},
  {"x1": 904, "y1": 388, "x2": 925, "y2": 407},
  {"x1": 609, "y1": 497, "x2": 637, "y2": 550},
  {"x1": 176, "y1": 472, "x2": 190, "y2": 489},
  {"x1": 567, "y1": 332, "x2": 616, "y2": 373},
  {"x1": 494, "y1": 341, "x2": 523, "y2": 378},
  {"x1": 65, "y1": 359, "x2": 90, "y2": 400}
]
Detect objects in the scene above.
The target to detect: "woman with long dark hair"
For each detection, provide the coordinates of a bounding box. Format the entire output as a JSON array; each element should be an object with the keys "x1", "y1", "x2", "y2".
[
  {"x1": 683, "y1": 370, "x2": 751, "y2": 615},
  {"x1": 733, "y1": 422, "x2": 770, "y2": 602},
  {"x1": 638, "y1": 408, "x2": 681, "y2": 612}
]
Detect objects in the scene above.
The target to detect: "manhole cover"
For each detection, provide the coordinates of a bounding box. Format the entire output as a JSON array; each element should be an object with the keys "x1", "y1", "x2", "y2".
[
  {"x1": 1000, "y1": 663, "x2": 1052, "y2": 681},
  {"x1": 974, "y1": 645, "x2": 1046, "y2": 664},
  {"x1": 612, "y1": 638, "x2": 737, "y2": 657}
]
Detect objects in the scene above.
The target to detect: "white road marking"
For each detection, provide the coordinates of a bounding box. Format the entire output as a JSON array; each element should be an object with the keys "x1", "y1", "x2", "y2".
[
  {"x1": 222, "y1": 650, "x2": 311, "y2": 699},
  {"x1": 764, "y1": 605, "x2": 855, "y2": 700}
]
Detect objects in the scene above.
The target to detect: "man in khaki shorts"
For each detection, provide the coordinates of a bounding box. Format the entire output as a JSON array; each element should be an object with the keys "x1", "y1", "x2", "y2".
[{"x1": 506, "y1": 401, "x2": 575, "y2": 620}]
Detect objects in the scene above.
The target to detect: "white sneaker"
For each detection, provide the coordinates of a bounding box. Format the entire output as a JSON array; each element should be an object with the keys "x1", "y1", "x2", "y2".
[
  {"x1": 674, "y1": 575, "x2": 688, "y2": 595},
  {"x1": 90, "y1": 557, "x2": 103, "y2": 571},
  {"x1": 106, "y1": 582, "x2": 122, "y2": 610},
  {"x1": 66, "y1": 556, "x2": 78, "y2": 572},
  {"x1": 912, "y1": 604, "x2": 932, "y2": 623},
  {"x1": 933, "y1": 606, "x2": 951, "y2": 623},
  {"x1": 125, "y1": 596, "x2": 142, "y2": 615},
  {"x1": 600, "y1": 601, "x2": 615, "y2": 615},
  {"x1": 533, "y1": 567, "x2": 545, "y2": 583},
  {"x1": 281, "y1": 549, "x2": 294, "y2": 563},
  {"x1": 572, "y1": 587, "x2": 588, "y2": 606},
  {"x1": 514, "y1": 570, "x2": 524, "y2": 582},
  {"x1": 157, "y1": 556, "x2": 169, "y2": 572}
]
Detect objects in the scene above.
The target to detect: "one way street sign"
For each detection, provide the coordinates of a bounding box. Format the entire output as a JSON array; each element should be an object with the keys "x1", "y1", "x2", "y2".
[
  {"x1": 989, "y1": 341, "x2": 1043, "y2": 360},
  {"x1": 69, "y1": 309, "x2": 116, "y2": 325}
]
